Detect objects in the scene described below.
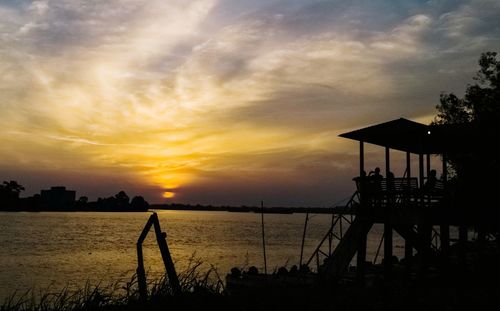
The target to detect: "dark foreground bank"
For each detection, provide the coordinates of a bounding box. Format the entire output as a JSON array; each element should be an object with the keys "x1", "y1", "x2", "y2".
[
  {"x1": 3, "y1": 240, "x2": 500, "y2": 311},
  {"x1": 3, "y1": 274, "x2": 500, "y2": 311}
]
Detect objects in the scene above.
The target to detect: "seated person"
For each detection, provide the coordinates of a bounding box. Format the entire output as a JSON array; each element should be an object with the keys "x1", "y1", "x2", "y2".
[
  {"x1": 423, "y1": 169, "x2": 438, "y2": 193},
  {"x1": 353, "y1": 170, "x2": 367, "y2": 192},
  {"x1": 368, "y1": 167, "x2": 383, "y2": 193}
]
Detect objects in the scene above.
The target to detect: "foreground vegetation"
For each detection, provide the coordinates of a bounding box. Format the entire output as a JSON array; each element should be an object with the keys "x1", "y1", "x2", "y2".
[
  {"x1": 4, "y1": 246, "x2": 500, "y2": 311},
  {"x1": 1, "y1": 258, "x2": 226, "y2": 311}
]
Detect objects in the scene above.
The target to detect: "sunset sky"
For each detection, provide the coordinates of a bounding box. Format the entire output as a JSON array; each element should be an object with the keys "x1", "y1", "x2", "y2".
[{"x1": 1, "y1": 0, "x2": 499, "y2": 206}]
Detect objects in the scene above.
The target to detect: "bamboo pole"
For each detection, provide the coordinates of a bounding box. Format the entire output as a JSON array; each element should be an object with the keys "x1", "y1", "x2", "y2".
[
  {"x1": 261, "y1": 201, "x2": 267, "y2": 274},
  {"x1": 299, "y1": 212, "x2": 309, "y2": 267}
]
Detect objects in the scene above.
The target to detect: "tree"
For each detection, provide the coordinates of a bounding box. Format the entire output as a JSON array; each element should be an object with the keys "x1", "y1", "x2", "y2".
[
  {"x1": 0, "y1": 180, "x2": 25, "y2": 209},
  {"x1": 0, "y1": 180, "x2": 25, "y2": 200},
  {"x1": 2, "y1": 180, "x2": 25, "y2": 195},
  {"x1": 433, "y1": 51, "x2": 499, "y2": 176},
  {"x1": 433, "y1": 51, "x2": 500, "y2": 225},
  {"x1": 434, "y1": 51, "x2": 500, "y2": 126},
  {"x1": 434, "y1": 93, "x2": 471, "y2": 125},
  {"x1": 115, "y1": 191, "x2": 130, "y2": 204},
  {"x1": 130, "y1": 196, "x2": 149, "y2": 211}
]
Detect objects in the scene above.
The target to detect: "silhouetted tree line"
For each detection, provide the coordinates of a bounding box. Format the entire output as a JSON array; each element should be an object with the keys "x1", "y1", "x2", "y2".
[
  {"x1": 0, "y1": 180, "x2": 25, "y2": 209},
  {"x1": 91, "y1": 190, "x2": 149, "y2": 211},
  {"x1": 0, "y1": 181, "x2": 149, "y2": 212},
  {"x1": 432, "y1": 51, "x2": 499, "y2": 224}
]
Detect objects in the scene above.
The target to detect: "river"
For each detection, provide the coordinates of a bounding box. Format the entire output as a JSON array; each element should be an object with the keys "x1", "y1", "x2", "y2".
[{"x1": 0, "y1": 210, "x2": 406, "y2": 300}]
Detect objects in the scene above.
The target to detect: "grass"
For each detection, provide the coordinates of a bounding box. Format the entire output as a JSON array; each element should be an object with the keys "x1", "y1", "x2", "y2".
[
  {"x1": 5, "y1": 244, "x2": 500, "y2": 311},
  {"x1": 1, "y1": 256, "x2": 226, "y2": 311}
]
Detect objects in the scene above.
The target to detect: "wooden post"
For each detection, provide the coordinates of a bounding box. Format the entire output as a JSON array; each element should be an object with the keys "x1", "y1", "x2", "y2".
[
  {"x1": 136, "y1": 213, "x2": 181, "y2": 300},
  {"x1": 152, "y1": 213, "x2": 181, "y2": 295},
  {"x1": 261, "y1": 201, "x2": 268, "y2": 275},
  {"x1": 425, "y1": 153, "x2": 433, "y2": 263},
  {"x1": 356, "y1": 141, "x2": 367, "y2": 284},
  {"x1": 299, "y1": 212, "x2": 309, "y2": 267},
  {"x1": 384, "y1": 147, "x2": 392, "y2": 278},
  {"x1": 426, "y1": 153, "x2": 431, "y2": 207},
  {"x1": 385, "y1": 147, "x2": 390, "y2": 178},
  {"x1": 137, "y1": 216, "x2": 154, "y2": 301},
  {"x1": 405, "y1": 152, "x2": 413, "y2": 260},
  {"x1": 419, "y1": 154, "x2": 424, "y2": 190},
  {"x1": 356, "y1": 234, "x2": 367, "y2": 284},
  {"x1": 360, "y1": 141, "x2": 365, "y2": 176},
  {"x1": 426, "y1": 153, "x2": 431, "y2": 177},
  {"x1": 418, "y1": 153, "x2": 428, "y2": 278}
]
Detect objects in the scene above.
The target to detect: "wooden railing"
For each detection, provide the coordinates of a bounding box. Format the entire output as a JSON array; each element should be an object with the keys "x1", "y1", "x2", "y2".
[{"x1": 354, "y1": 177, "x2": 445, "y2": 207}]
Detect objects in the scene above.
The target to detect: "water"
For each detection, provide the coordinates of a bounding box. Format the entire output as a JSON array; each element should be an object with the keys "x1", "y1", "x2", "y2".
[{"x1": 0, "y1": 210, "x2": 404, "y2": 300}]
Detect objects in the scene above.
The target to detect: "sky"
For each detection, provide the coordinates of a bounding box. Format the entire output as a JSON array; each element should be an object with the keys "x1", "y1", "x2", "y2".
[{"x1": 1, "y1": 0, "x2": 499, "y2": 206}]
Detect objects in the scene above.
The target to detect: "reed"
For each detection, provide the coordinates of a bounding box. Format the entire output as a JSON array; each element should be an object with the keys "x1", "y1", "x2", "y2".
[{"x1": 1, "y1": 257, "x2": 225, "y2": 311}]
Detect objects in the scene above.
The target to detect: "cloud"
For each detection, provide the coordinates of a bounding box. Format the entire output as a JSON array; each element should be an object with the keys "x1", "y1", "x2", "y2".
[{"x1": 0, "y1": 0, "x2": 499, "y2": 204}]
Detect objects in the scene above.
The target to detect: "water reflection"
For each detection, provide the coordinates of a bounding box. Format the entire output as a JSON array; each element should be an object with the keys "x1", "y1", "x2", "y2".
[{"x1": 0, "y1": 210, "x2": 403, "y2": 299}]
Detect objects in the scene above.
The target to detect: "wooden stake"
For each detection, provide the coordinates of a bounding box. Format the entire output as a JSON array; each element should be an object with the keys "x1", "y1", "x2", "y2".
[{"x1": 261, "y1": 201, "x2": 267, "y2": 274}]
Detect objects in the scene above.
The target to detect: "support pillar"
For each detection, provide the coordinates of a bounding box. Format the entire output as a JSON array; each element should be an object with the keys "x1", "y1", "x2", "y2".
[
  {"x1": 384, "y1": 147, "x2": 392, "y2": 278},
  {"x1": 417, "y1": 153, "x2": 428, "y2": 278},
  {"x1": 356, "y1": 141, "x2": 367, "y2": 284},
  {"x1": 404, "y1": 152, "x2": 413, "y2": 261}
]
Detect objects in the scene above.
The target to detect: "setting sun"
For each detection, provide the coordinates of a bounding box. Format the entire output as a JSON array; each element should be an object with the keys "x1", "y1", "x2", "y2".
[{"x1": 162, "y1": 191, "x2": 176, "y2": 199}]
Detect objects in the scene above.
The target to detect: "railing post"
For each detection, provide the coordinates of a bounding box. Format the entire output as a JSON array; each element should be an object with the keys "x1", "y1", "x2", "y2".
[
  {"x1": 152, "y1": 213, "x2": 181, "y2": 295},
  {"x1": 136, "y1": 247, "x2": 147, "y2": 300},
  {"x1": 299, "y1": 212, "x2": 309, "y2": 267},
  {"x1": 136, "y1": 213, "x2": 181, "y2": 300},
  {"x1": 136, "y1": 216, "x2": 154, "y2": 301}
]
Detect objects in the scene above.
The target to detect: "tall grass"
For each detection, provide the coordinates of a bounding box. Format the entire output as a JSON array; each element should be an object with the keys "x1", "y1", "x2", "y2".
[{"x1": 1, "y1": 256, "x2": 225, "y2": 311}]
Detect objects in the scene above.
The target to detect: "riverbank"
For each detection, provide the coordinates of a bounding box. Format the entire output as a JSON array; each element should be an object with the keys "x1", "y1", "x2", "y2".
[
  {"x1": 3, "y1": 265, "x2": 500, "y2": 310},
  {"x1": 3, "y1": 239, "x2": 500, "y2": 311}
]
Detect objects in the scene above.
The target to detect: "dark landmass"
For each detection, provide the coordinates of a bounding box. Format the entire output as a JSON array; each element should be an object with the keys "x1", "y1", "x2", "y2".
[
  {"x1": 150, "y1": 203, "x2": 339, "y2": 214},
  {"x1": 0, "y1": 183, "x2": 149, "y2": 212},
  {"x1": 1, "y1": 180, "x2": 339, "y2": 214}
]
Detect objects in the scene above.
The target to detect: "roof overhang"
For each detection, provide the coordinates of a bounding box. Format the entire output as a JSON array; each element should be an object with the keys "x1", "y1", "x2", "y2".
[{"x1": 339, "y1": 118, "x2": 456, "y2": 154}]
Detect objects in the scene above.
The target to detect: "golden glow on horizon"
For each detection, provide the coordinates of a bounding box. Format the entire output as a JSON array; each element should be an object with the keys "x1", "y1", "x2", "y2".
[{"x1": 162, "y1": 192, "x2": 176, "y2": 199}]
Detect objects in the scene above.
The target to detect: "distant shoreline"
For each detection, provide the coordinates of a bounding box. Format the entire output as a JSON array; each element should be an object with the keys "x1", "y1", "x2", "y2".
[
  {"x1": 150, "y1": 204, "x2": 339, "y2": 214},
  {"x1": 0, "y1": 205, "x2": 338, "y2": 214},
  {"x1": 0, "y1": 208, "x2": 148, "y2": 212}
]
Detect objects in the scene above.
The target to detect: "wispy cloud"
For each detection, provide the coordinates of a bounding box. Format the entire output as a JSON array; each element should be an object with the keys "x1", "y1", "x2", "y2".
[{"x1": 1, "y1": 0, "x2": 499, "y2": 204}]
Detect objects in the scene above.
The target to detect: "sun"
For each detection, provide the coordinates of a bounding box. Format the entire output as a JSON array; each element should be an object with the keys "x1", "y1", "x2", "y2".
[{"x1": 162, "y1": 191, "x2": 175, "y2": 199}]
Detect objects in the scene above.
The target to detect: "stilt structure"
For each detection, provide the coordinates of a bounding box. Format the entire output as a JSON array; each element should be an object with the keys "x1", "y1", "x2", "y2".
[
  {"x1": 225, "y1": 117, "x2": 499, "y2": 294},
  {"x1": 307, "y1": 118, "x2": 498, "y2": 283}
]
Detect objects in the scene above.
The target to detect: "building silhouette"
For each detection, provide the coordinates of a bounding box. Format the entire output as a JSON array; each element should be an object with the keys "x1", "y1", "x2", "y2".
[{"x1": 40, "y1": 186, "x2": 76, "y2": 210}]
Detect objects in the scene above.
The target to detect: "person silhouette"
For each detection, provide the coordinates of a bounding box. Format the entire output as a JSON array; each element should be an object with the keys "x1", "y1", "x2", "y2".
[
  {"x1": 353, "y1": 170, "x2": 368, "y2": 192},
  {"x1": 423, "y1": 169, "x2": 437, "y2": 193},
  {"x1": 368, "y1": 167, "x2": 384, "y2": 206},
  {"x1": 368, "y1": 167, "x2": 383, "y2": 188}
]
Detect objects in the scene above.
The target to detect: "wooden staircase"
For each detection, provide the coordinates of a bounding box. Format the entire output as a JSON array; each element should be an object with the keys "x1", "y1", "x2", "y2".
[{"x1": 319, "y1": 216, "x2": 373, "y2": 277}]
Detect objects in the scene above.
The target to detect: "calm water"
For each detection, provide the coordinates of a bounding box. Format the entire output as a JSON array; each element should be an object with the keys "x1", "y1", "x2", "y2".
[{"x1": 0, "y1": 210, "x2": 404, "y2": 300}]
